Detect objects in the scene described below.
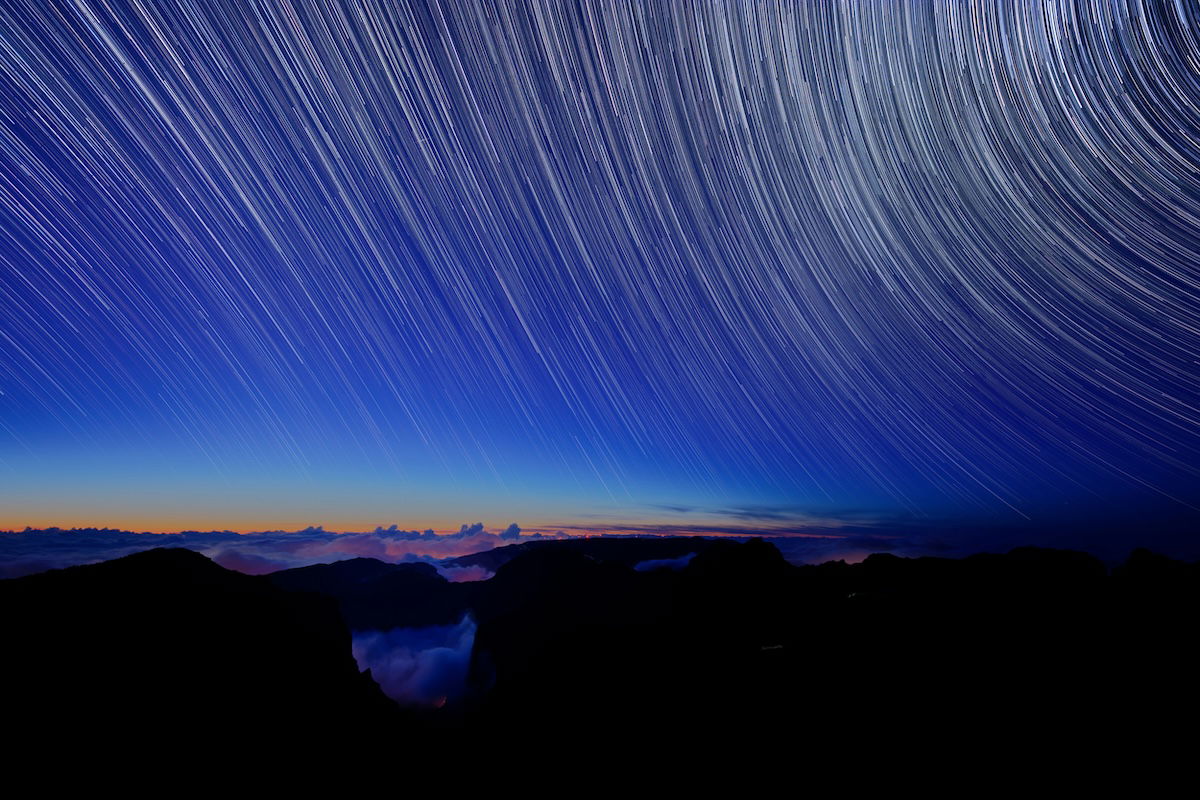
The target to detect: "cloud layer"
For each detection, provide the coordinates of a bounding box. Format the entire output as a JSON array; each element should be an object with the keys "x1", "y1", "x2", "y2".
[
  {"x1": 351, "y1": 615, "x2": 477, "y2": 708},
  {"x1": 0, "y1": 524, "x2": 550, "y2": 579}
]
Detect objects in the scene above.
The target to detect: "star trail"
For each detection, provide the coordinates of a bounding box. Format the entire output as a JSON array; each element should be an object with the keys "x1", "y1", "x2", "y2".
[{"x1": 1, "y1": 0, "x2": 1198, "y2": 535}]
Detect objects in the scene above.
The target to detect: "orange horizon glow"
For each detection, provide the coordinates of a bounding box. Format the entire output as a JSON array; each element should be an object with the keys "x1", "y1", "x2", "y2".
[{"x1": 0, "y1": 516, "x2": 847, "y2": 539}]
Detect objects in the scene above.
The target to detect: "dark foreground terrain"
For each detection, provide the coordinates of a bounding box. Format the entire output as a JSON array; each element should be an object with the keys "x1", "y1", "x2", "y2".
[{"x1": 4, "y1": 537, "x2": 1198, "y2": 765}]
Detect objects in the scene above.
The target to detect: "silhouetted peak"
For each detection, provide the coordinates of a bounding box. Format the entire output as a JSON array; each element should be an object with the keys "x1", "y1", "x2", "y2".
[
  {"x1": 24, "y1": 546, "x2": 240, "y2": 589},
  {"x1": 492, "y1": 548, "x2": 598, "y2": 583},
  {"x1": 742, "y1": 535, "x2": 787, "y2": 561},
  {"x1": 271, "y1": 557, "x2": 444, "y2": 588},
  {"x1": 861, "y1": 552, "x2": 904, "y2": 566},
  {"x1": 116, "y1": 546, "x2": 210, "y2": 565},
  {"x1": 1123, "y1": 547, "x2": 1172, "y2": 568},
  {"x1": 1115, "y1": 547, "x2": 1191, "y2": 582},
  {"x1": 996, "y1": 546, "x2": 1107, "y2": 581},
  {"x1": 685, "y1": 537, "x2": 789, "y2": 585},
  {"x1": 316, "y1": 556, "x2": 396, "y2": 575},
  {"x1": 3, "y1": 541, "x2": 400, "y2": 746},
  {"x1": 477, "y1": 549, "x2": 608, "y2": 615}
]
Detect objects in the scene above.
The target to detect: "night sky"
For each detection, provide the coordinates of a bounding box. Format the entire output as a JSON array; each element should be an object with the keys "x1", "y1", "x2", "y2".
[{"x1": 1, "y1": 1, "x2": 1197, "y2": 547}]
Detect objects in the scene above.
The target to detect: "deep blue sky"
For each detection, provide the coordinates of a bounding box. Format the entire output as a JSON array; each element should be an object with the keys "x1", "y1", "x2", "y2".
[{"x1": 1, "y1": 0, "x2": 1197, "y2": 540}]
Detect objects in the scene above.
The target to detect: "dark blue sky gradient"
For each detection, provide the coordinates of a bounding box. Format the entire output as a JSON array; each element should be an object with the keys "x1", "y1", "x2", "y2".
[{"x1": 1, "y1": 0, "x2": 1197, "y2": 535}]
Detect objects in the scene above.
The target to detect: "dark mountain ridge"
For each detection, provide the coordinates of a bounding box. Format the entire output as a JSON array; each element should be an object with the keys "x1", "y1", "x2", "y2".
[
  {"x1": 445, "y1": 534, "x2": 723, "y2": 572},
  {"x1": 1, "y1": 547, "x2": 401, "y2": 746},
  {"x1": 5, "y1": 538, "x2": 1198, "y2": 760}
]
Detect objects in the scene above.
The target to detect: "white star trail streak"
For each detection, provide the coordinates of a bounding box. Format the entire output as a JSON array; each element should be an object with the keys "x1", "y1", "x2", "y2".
[{"x1": 0, "y1": 0, "x2": 1197, "y2": 529}]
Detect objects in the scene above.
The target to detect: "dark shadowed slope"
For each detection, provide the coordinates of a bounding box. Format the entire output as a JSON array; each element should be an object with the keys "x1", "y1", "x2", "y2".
[
  {"x1": 445, "y1": 534, "x2": 723, "y2": 572},
  {"x1": 268, "y1": 557, "x2": 471, "y2": 629},
  {"x1": 0, "y1": 548, "x2": 401, "y2": 747},
  {"x1": 457, "y1": 538, "x2": 1200, "y2": 760},
  {"x1": 6, "y1": 538, "x2": 1200, "y2": 768}
]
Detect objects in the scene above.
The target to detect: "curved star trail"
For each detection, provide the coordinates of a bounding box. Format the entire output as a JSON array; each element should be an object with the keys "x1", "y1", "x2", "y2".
[{"x1": 0, "y1": 0, "x2": 1197, "y2": 530}]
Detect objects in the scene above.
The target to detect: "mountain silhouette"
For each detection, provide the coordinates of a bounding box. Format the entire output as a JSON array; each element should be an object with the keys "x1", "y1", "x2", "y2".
[
  {"x1": 446, "y1": 534, "x2": 723, "y2": 572},
  {"x1": 5, "y1": 538, "x2": 1198, "y2": 763},
  {"x1": 1, "y1": 547, "x2": 400, "y2": 748},
  {"x1": 269, "y1": 557, "x2": 470, "y2": 628}
]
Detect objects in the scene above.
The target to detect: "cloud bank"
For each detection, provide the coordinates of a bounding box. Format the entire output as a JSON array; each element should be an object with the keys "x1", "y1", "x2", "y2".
[
  {"x1": 0, "y1": 524, "x2": 558, "y2": 579},
  {"x1": 351, "y1": 615, "x2": 477, "y2": 708}
]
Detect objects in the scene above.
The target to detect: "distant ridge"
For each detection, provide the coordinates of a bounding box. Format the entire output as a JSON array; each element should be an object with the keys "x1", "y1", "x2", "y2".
[{"x1": 445, "y1": 533, "x2": 723, "y2": 571}]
